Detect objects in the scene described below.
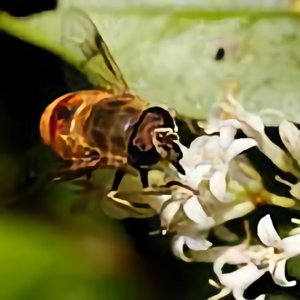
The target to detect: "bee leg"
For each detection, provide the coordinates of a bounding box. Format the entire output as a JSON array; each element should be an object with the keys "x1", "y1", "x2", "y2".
[
  {"x1": 129, "y1": 163, "x2": 149, "y2": 188},
  {"x1": 170, "y1": 161, "x2": 185, "y2": 175},
  {"x1": 86, "y1": 171, "x2": 92, "y2": 180},
  {"x1": 111, "y1": 167, "x2": 126, "y2": 191},
  {"x1": 138, "y1": 168, "x2": 149, "y2": 188}
]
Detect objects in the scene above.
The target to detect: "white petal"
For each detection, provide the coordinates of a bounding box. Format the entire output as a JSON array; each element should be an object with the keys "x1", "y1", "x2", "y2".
[
  {"x1": 208, "y1": 288, "x2": 231, "y2": 300},
  {"x1": 291, "y1": 218, "x2": 300, "y2": 225},
  {"x1": 240, "y1": 111, "x2": 265, "y2": 135},
  {"x1": 182, "y1": 195, "x2": 202, "y2": 223},
  {"x1": 205, "y1": 126, "x2": 219, "y2": 135},
  {"x1": 274, "y1": 176, "x2": 300, "y2": 199},
  {"x1": 255, "y1": 295, "x2": 266, "y2": 300},
  {"x1": 272, "y1": 259, "x2": 297, "y2": 287},
  {"x1": 257, "y1": 215, "x2": 281, "y2": 247},
  {"x1": 271, "y1": 258, "x2": 297, "y2": 287},
  {"x1": 280, "y1": 234, "x2": 300, "y2": 258},
  {"x1": 226, "y1": 95, "x2": 265, "y2": 134},
  {"x1": 189, "y1": 135, "x2": 211, "y2": 153},
  {"x1": 279, "y1": 120, "x2": 300, "y2": 161},
  {"x1": 275, "y1": 175, "x2": 292, "y2": 188},
  {"x1": 172, "y1": 236, "x2": 191, "y2": 262},
  {"x1": 268, "y1": 258, "x2": 276, "y2": 275},
  {"x1": 195, "y1": 161, "x2": 213, "y2": 176},
  {"x1": 246, "y1": 246, "x2": 269, "y2": 263},
  {"x1": 203, "y1": 136, "x2": 220, "y2": 155},
  {"x1": 209, "y1": 169, "x2": 227, "y2": 202},
  {"x1": 152, "y1": 195, "x2": 173, "y2": 212},
  {"x1": 161, "y1": 201, "x2": 181, "y2": 228},
  {"x1": 182, "y1": 164, "x2": 211, "y2": 190},
  {"x1": 219, "y1": 262, "x2": 267, "y2": 293},
  {"x1": 185, "y1": 237, "x2": 212, "y2": 251},
  {"x1": 220, "y1": 119, "x2": 242, "y2": 129},
  {"x1": 232, "y1": 288, "x2": 247, "y2": 300},
  {"x1": 220, "y1": 125, "x2": 237, "y2": 148},
  {"x1": 213, "y1": 243, "x2": 251, "y2": 277},
  {"x1": 183, "y1": 195, "x2": 214, "y2": 226},
  {"x1": 157, "y1": 195, "x2": 173, "y2": 202},
  {"x1": 289, "y1": 227, "x2": 300, "y2": 236},
  {"x1": 225, "y1": 138, "x2": 257, "y2": 162}
]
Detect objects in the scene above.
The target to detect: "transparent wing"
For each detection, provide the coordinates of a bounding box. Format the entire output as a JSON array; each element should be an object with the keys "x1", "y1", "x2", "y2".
[{"x1": 61, "y1": 7, "x2": 129, "y2": 95}]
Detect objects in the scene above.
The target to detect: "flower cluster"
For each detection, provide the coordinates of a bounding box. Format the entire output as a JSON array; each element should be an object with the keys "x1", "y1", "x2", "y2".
[{"x1": 102, "y1": 94, "x2": 300, "y2": 299}]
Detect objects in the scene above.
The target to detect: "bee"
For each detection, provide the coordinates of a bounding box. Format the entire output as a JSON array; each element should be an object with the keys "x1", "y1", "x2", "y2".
[{"x1": 40, "y1": 7, "x2": 183, "y2": 190}]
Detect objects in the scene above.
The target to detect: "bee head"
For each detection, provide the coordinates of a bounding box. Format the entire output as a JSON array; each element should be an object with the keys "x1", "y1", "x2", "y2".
[{"x1": 128, "y1": 106, "x2": 178, "y2": 167}]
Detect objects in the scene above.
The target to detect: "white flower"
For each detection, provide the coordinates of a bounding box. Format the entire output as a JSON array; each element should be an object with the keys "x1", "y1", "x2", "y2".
[
  {"x1": 212, "y1": 221, "x2": 268, "y2": 277},
  {"x1": 160, "y1": 188, "x2": 215, "y2": 232},
  {"x1": 173, "y1": 139, "x2": 211, "y2": 190},
  {"x1": 155, "y1": 188, "x2": 215, "y2": 262},
  {"x1": 220, "y1": 95, "x2": 265, "y2": 138},
  {"x1": 175, "y1": 134, "x2": 257, "y2": 201},
  {"x1": 209, "y1": 215, "x2": 299, "y2": 300},
  {"x1": 257, "y1": 214, "x2": 298, "y2": 287},
  {"x1": 172, "y1": 235, "x2": 212, "y2": 262},
  {"x1": 219, "y1": 95, "x2": 299, "y2": 177},
  {"x1": 209, "y1": 262, "x2": 267, "y2": 300},
  {"x1": 213, "y1": 243, "x2": 267, "y2": 277},
  {"x1": 199, "y1": 104, "x2": 241, "y2": 138}
]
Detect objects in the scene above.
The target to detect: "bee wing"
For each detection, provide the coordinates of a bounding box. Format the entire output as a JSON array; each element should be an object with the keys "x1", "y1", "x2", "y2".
[{"x1": 61, "y1": 7, "x2": 129, "y2": 95}]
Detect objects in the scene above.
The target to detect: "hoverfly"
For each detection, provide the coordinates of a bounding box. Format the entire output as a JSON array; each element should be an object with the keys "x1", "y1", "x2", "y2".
[{"x1": 40, "y1": 7, "x2": 183, "y2": 190}]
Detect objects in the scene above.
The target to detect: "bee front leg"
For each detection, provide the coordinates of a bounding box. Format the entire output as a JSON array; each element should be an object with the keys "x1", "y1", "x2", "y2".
[
  {"x1": 126, "y1": 163, "x2": 149, "y2": 189},
  {"x1": 137, "y1": 167, "x2": 149, "y2": 188},
  {"x1": 111, "y1": 167, "x2": 126, "y2": 191},
  {"x1": 111, "y1": 164, "x2": 149, "y2": 191}
]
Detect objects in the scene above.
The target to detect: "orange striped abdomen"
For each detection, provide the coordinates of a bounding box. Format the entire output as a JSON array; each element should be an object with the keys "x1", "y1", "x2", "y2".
[{"x1": 40, "y1": 90, "x2": 148, "y2": 170}]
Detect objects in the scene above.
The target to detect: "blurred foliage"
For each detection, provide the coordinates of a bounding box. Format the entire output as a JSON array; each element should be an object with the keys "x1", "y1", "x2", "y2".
[{"x1": 0, "y1": 213, "x2": 145, "y2": 300}]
